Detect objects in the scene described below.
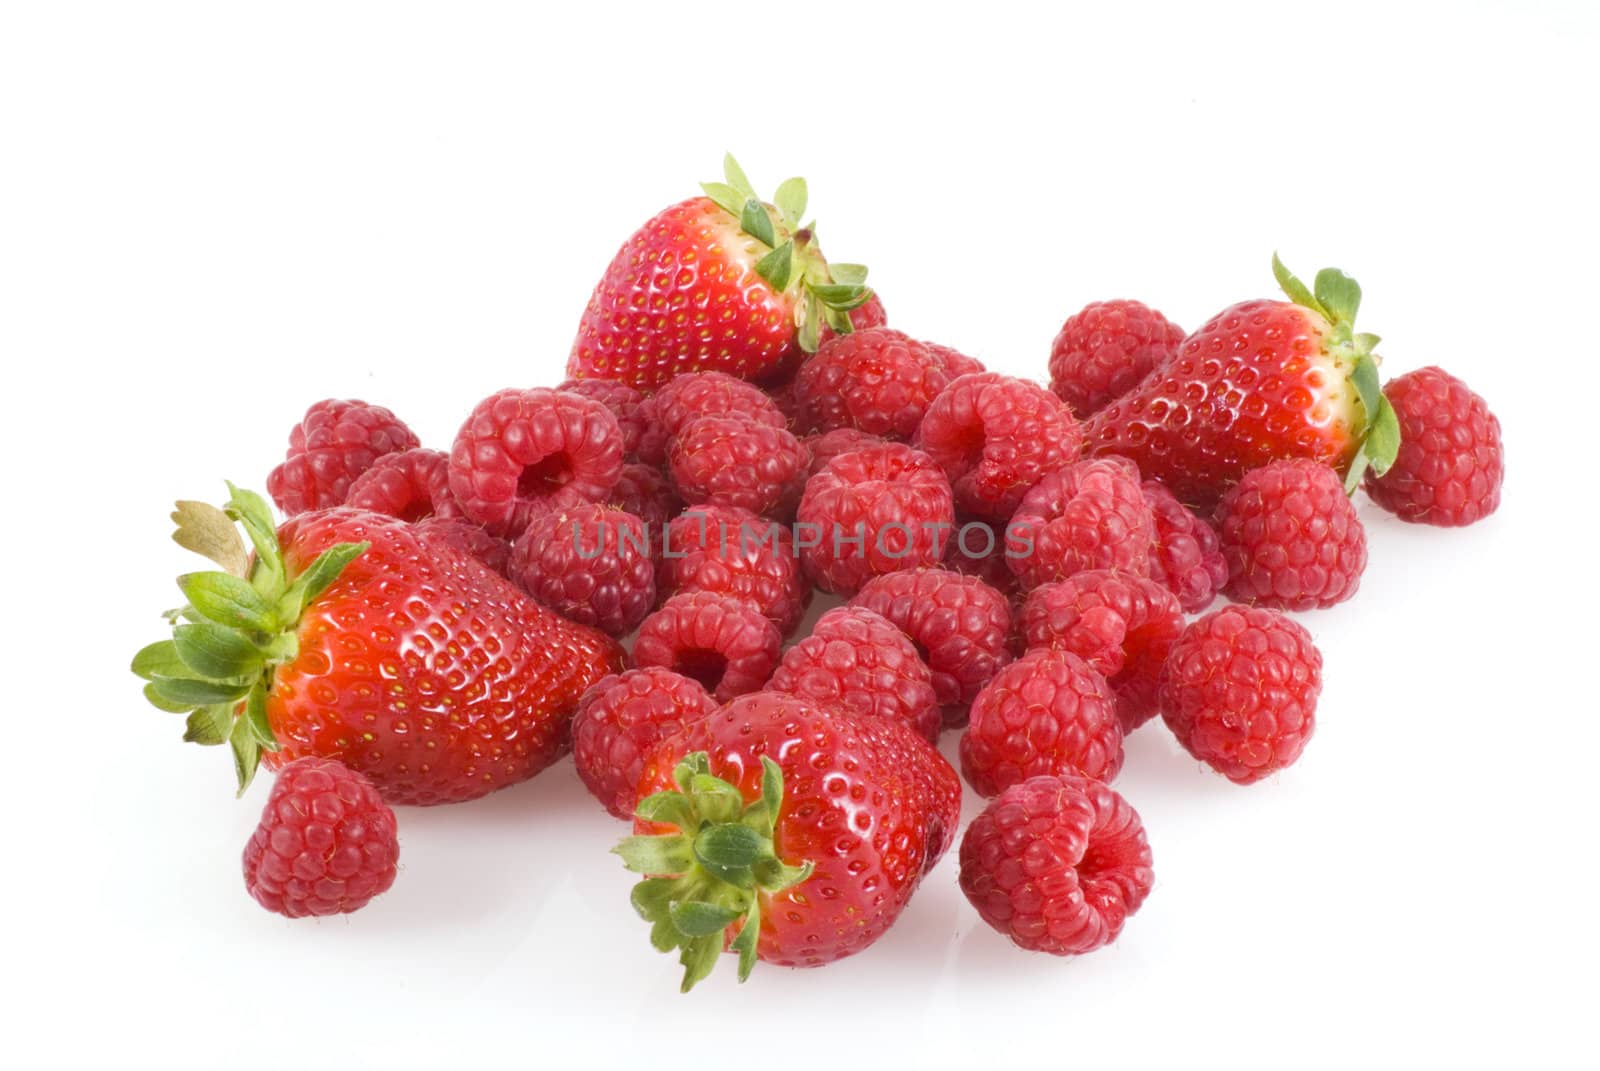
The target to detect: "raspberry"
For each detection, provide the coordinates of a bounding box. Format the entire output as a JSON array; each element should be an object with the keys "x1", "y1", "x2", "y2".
[
  {"x1": 959, "y1": 774, "x2": 1154, "y2": 956},
  {"x1": 667, "y1": 416, "x2": 809, "y2": 519},
  {"x1": 959, "y1": 649, "x2": 1123, "y2": 797},
  {"x1": 849, "y1": 567, "x2": 1014, "y2": 715},
  {"x1": 1364, "y1": 366, "x2": 1504, "y2": 526},
  {"x1": 657, "y1": 504, "x2": 810, "y2": 636},
  {"x1": 558, "y1": 378, "x2": 650, "y2": 461},
  {"x1": 1007, "y1": 457, "x2": 1154, "y2": 591},
  {"x1": 942, "y1": 516, "x2": 1025, "y2": 602},
  {"x1": 1018, "y1": 571, "x2": 1183, "y2": 732},
  {"x1": 766, "y1": 606, "x2": 941, "y2": 742},
  {"x1": 607, "y1": 462, "x2": 680, "y2": 531},
  {"x1": 266, "y1": 399, "x2": 420, "y2": 515},
  {"x1": 1159, "y1": 605, "x2": 1322, "y2": 784},
  {"x1": 344, "y1": 448, "x2": 460, "y2": 522},
  {"x1": 1216, "y1": 459, "x2": 1366, "y2": 610},
  {"x1": 922, "y1": 341, "x2": 985, "y2": 380},
  {"x1": 507, "y1": 503, "x2": 655, "y2": 637},
  {"x1": 639, "y1": 370, "x2": 788, "y2": 465},
  {"x1": 572, "y1": 668, "x2": 719, "y2": 819},
  {"x1": 448, "y1": 387, "x2": 625, "y2": 538},
  {"x1": 794, "y1": 327, "x2": 949, "y2": 439},
  {"x1": 632, "y1": 590, "x2": 782, "y2": 702},
  {"x1": 803, "y1": 427, "x2": 886, "y2": 478},
  {"x1": 413, "y1": 517, "x2": 511, "y2": 576},
  {"x1": 242, "y1": 757, "x2": 399, "y2": 918},
  {"x1": 1048, "y1": 299, "x2": 1185, "y2": 417},
  {"x1": 796, "y1": 443, "x2": 956, "y2": 595},
  {"x1": 1141, "y1": 479, "x2": 1227, "y2": 613},
  {"x1": 914, "y1": 372, "x2": 1084, "y2": 521},
  {"x1": 818, "y1": 291, "x2": 889, "y2": 344}
]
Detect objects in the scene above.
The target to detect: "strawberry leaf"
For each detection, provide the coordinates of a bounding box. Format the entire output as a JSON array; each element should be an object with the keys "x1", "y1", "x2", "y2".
[
  {"x1": 228, "y1": 713, "x2": 263, "y2": 796},
  {"x1": 699, "y1": 181, "x2": 745, "y2": 217},
  {"x1": 828, "y1": 262, "x2": 869, "y2": 286},
  {"x1": 722, "y1": 153, "x2": 757, "y2": 202},
  {"x1": 131, "y1": 639, "x2": 189, "y2": 681},
  {"x1": 244, "y1": 680, "x2": 278, "y2": 751},
  {"x1": 276, "y1": 541, "x2": 367, "y2": 623},
  {"x1": 668, "y1": 901, "x2": 741, "y2": 938},
  {"x1": 1272, "y1": 253, "x2": 1330, "y2": 321},
  {"x1": 1314, "y1": 267, "x2": 1362, "y2": 326},
  {"x1": 183, "y1": 705, "x2": 233, "y2": 745},
  {"x1": 613, "y1": 834, "x2": 694, "y2": 876},
  {"x1": 144, "y1": 682, "x2": 196, "y2": 714},
  {"x1": 754, "y1": 241, "x2": 794, "y2": 292},
  {"x1": 1363, "y1": 394, "x2": 1402, "y2": 477},
  {"x1": 739, "y1": 198, "x2": 776, "y2": 248},
  {"x1": 732, "y1": 899, "x2": 761, "y2": 982},
  {"x1": 173, "y1": 622, "x2": 264, "y2": 680},
  {"x1": 774, "y1": 177, "x2": 807, "y2": 230},
  {"x1": 149, "y1": 675, "x2": 249, "y2": 707},
  {"x1": 179, "y1": 572, "x2": 277, "y2": 632},
  {"x1": 171, "y1": 501, "x2": 248, "y2": 577}
]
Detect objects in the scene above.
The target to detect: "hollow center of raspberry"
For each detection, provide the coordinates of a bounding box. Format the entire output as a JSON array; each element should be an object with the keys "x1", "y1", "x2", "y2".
[
  {"x1": 519, "y1": 453, "x2": 573, "y2": 497},
  {"x1": 395, "y1": 497, "x2": 434, "y2": 523},
  {"x1": 673, "y1": 648, "x2": 728, "y2": 692}
]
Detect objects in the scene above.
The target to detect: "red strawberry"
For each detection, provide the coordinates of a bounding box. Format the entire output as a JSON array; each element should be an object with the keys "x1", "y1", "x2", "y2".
[
  {"x1": 133, "y1": 486, "x2": 622, "y2": 804},
  {"x1": 615, "y1": 690, "x2": 959, "y2": 990},
  {"x1": 567, "y1": 155, "x2": 873, "y2": 390},
  {"x1": 1084, "y1": 257, "x2": 1401, "y2": 507}
]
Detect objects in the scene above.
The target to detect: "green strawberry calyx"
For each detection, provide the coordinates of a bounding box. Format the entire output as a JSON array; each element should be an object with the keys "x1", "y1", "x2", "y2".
[
  {"x1": 1273, "y1": 253, "x2": 1403, "y2": 493},
  {"x1": 130, "y1": 483, "x2": 367, "y2": 796},
  {"x1": 613, "y1": 751, "x2": 815, "y2": 993},
  {"x1": 701, "y1": 152, "x2": 874, "y2": 354}
]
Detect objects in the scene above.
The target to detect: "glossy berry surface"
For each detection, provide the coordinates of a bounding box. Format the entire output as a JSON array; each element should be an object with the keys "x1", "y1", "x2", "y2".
[
  {"x1": 266, "y1": 399, "x2": 420, "y2": 515},
  {"x1": 1364, "y1": 365, "x2": 1503, "y2": 526},
  {"x1": 1049, "y1": 299, "x2": 1185, "y2": 417},
  {"x1": 641, "y1": 370, "x2": 788, "y2": 466},
  {"x1": 922, "y1": 341, "x2": 985, "y2": 380},
  {"x1": 959, "y1": 649, "x2": 1123, "y2": 797},
  {"x1": 266, "y1": 509, "x2": 623, "y2": 804},
  {"x1": 794, "y1": 327, "x2": 949, "y2": 439},
  {"x1": 1019, "y1": 571, "x2": 1184, "y2": 732},
  {"x1": 1141, "y1": 479, "x2": 1227, "y2": 612},
  {"x1": 1159, "y1": 605, "x2": 1322, "y2": 784},
  {"x1": 959, "y1": 774, "x2": 1154, "y2": 956},
  {"x1": 632, "y1": 590, "x2": 782, "y2": 702},
  {"x1": 1007, "y1": 457, "x2": 1155, "y2": 591},
  {"x1": 914, "y1": 372, "x2": 1084, "y2": 521},
  {"x1": 507, "y1": 503, "x2": 656, "y2": 637},
  {"x1": 448, "y1": 387, "x2": 625, "y2": 538},
  {"x1": 242, "y1": 757, "x2": 399, "y2": 918},
  {"x1": 656, "y1": 503, "x2": 810, "y2": 636},
  {"x1": 1216, "y1": 459, "x2": 1367, "y2": 610},
  {"x1": 796, "y1": 442, "x2": 955, "y2": 595},
  {"x1": 571, "y1": 668, "x2": 719, "y2": 820},
  {"x1": 803, "y1": 427, "x2": 886, "y2": 478},
  {"x1": 849, "y1": 567, "x2": 1014, "y2": 714},
  {"x1": 344, "y1": 448, "x2": 459, "y2": 522},
  {"x1": 557, "y1": 378, "x2": 650, "y2": 461},
  {"x1": 668, "y1": 416, "x2": 809, "y2": 519},
  {"x1": 766, "y1": 606, "x2": 941, "y2": 742}
]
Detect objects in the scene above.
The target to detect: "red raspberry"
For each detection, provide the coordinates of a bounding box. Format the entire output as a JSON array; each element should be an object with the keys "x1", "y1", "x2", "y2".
[
  {"x1": 818, "y1": 290, "x2": 889, "y2": 344},
  {"x1": 344, "y1": 448, "x2": 460, "y2": 522},
  {"x1": 942, "y1": 516, "x2": 1025, "y2": 602},
  {"x1": 413, "y1": 517, "x2": 511, "y2": 576},
  {"x1": 796, "y1": 443, "x2": 956, "y2": 595},
  {"x1": 1048, "y1": 299, "x2": 1185, "y2": 417},
  {"x1": 959, "y1": 774, "x2": 1154, "y2": 956},
  {"x1": 923, "y1": 341, "x2": 985, "y2": 380},
  {"x1": 668, "y1": 415, "x2": 809, "y2": 519},
  {"x1": 1007, "y1": 457, "x2": 1154, "y2": 591},
  {"x1": 766, "y1": 606, "x2": 941, "y2": 742},
  {"x1": 657, "y1": 504, "x2": 810, "y2": 636},
  {"x1": 572, "y1": 668, "x2": 719, "y2": 820},
  {"x1": 959, "y1": 649, "x2": 1123, "y2": 797},
  {"x1": 803, "y1": 427, "x2": 886, "y2": 478},
  {"x1": 1159, "y1": 605, "x2": 1322, "y2": 784},
  {"x1": 1363, "y1": 366, "x2": 1504, "y2": 526},
  {"x1": 606, "y1": 462, "x2": 680, "y2": 532},
  {"x1": 849, "y1": 567, "x2": 1014, "y2": 715},
  {"x1": 794, "y1": 327, "x2": 949, "y2": 439},
  {"x1": 632, "y1": 590, "x2": 782, "y2": 702},
  {"x1": 1019, "y1": 571, "x2": 1183, "y2": 732},
  {"x1": 242, "y1": 757, "x2": 400, "y2": 918},
  {"x1": 558, "y1": 378, "x2": 650, "y2": 461},
  {"x1": 1141, "y1": 479, "x2": 1227, "y2": 613},
  {"x1": 507, "y1": 504, "x2": 655, "y2": 637},
  {"x1": 1216, "y1": 459, "x2": 1366, "y2": 610},
  {"x1": 639, "y1": 370, "x2": 788, "y2": 465},
  {"x1": 448, "y1": 387, "x2": 625, "y2": 538},
  {"x1": 914, "y1": 373, "x2": 1083, "y2": 521},
  {"x1": 266, "y1": 399, "x2": 420, "y2": 515}
]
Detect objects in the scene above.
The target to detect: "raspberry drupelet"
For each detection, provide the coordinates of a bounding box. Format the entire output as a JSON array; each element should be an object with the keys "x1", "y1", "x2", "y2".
[
  {"x1": 1048, "y1": 299, "x2": 1185, "y2": 417},
  {"x1": 793, "y1": 327, "x2": 950, "y2": 439},
  {"x1": 1215, "y1": 458, "x2": 1367, "y2": 611},
  {"x1": 344, "y1": 448, "x2": 460, "y2": 522},
  {"x1": 1363, "y1": 365, "x2": 1504, "y2": 526},
  {"x1": 507, "y1": 503, "x2": 656, "y2": 638},
  {"x1": 1006, "y1": 457, "x2": 1155, "y2": 592},
  {"x1": 571, "y1": 668, "x2": 720, "y2": 820},
  {"x1": 632, "y1": 590, "x2": 783, "y2": 702},
  {"x1": 266, "y1": 399, "x2": 421, "y2": 515},
  {"x1": 656, "y1": 503, "x2": 811, "y2": 637}
]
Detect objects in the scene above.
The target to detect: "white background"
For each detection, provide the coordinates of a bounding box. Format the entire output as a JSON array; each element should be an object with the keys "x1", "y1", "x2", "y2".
[{"x1": 4, "y1": 2, "x2": 1596, "y2": 1067}]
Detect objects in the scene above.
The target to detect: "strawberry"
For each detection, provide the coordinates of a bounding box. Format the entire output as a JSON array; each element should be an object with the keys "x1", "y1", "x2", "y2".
[
  {"x1": 1083, "y1": 256, "x2": 1401, "y2": 507},
  {"x1": 567, "y1": 155, "x2": 873, "y2": 391},
  {"x1": 614, "y1": 690, "x2": 960, "y2": 991},
  {"x1": 132, "y1": 485, "x2": 622, "y2": 804}
]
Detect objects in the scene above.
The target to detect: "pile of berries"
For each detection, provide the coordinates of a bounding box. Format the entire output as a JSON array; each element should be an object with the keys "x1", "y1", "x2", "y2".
[{"x1": 135, "y1": 157, "x2": 1504, "y2": 992}]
